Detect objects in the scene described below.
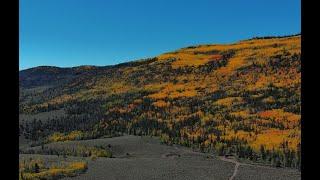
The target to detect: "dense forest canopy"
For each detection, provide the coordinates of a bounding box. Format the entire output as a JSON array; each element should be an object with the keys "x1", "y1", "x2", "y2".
[{"x1": 19, "y1": 35, "x2": 301, "y2": 169}]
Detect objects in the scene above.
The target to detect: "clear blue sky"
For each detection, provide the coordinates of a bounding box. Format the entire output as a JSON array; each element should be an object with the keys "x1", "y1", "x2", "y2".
[{"x1": 19, "y1": 0, "x2": 300, "y2": 70}]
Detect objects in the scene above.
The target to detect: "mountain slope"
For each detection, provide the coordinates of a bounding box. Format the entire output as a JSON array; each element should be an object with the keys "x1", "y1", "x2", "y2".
[{"x1": 19, "y1": 35, "x2": 301, "y2": 168}]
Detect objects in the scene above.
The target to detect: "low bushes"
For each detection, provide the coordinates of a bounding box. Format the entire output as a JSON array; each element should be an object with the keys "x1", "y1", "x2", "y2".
[{"x1": 19, "y1": 158, "x2": 87, "y2": 180}]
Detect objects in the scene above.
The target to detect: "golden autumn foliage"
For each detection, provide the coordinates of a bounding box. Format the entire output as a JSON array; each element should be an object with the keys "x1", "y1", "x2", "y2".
[
  {"x1": 148, "y1": 83, "x2": 198, "y2": 99},
  {"x1": 47, "y1": 131, "x2": 85, "y2": 142},
  {"x1": 152, "y1": 100, "x2": 170, "y2": 107},
  {"x1": 214, "y1": 97, "x2": 244, "y2": 106},
  {"x1": 20, "y1": 35, "x2": 301, "y2": 168},
  {"x1": 19, "y1": 160, "x2": 87, "y2": 180},
  {"x1": 152, "y1": 35, "x2": 300, "y2": 157},
  {"x1": 250, "y1": 128, "x2": 300, "y2": 151},
  {"x1": 230, "y1": 110, "x2": 252, "y2": 119},
  {"x1": 158, "y1": 52, "x2": 223, "y2": 68}
]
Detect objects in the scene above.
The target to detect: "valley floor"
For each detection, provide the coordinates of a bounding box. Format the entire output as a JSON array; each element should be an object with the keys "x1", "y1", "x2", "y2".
[{"x1": 20, "y1": 135, "x2": 301, "y2": 180}]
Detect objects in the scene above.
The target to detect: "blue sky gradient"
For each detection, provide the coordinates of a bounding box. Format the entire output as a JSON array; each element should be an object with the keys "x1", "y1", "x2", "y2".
[{"x1": 19, "y1": 0, "x2": 300, "y2": 70}]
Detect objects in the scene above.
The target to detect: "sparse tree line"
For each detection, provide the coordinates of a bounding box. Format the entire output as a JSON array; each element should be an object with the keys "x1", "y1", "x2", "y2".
[{"x1": 20, "y1": 145, "x2": 112, "y2": 158}]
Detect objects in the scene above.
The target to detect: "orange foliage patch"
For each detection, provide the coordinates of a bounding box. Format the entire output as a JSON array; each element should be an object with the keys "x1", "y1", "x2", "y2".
[
  {"x1": 214, "y1": 97, "x2": 244, "y2": 106},
  {"x1": 258, "y1": 109, "x2": 300, "y2": 128},
  {"x1": 148, "y1": 83, "x2": 198, "y2": 99},
  {"x1": 152, "y1": 100, "x2": 170, "y2": 108}
]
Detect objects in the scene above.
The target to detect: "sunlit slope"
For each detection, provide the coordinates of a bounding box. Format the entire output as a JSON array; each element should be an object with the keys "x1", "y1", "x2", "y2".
[{"x1": 20, "y1": 35, "x2": 301, "y2": 168}]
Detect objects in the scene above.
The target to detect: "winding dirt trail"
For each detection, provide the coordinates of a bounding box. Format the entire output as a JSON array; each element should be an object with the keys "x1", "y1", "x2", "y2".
[
  {"x1": 163, "y1": 143, "x2": 294, "y2": 180},
  {"x1": 218, "y1": 155, "x2": 290, "y2": 180},
  {"x1": 219, "y1": 157, "x2": 240, "y2": 180},
  {"x1": 230, "y1": 162, "x2": 240, "y2": 180},
  {"x1": 171, "y1": 145, "x2": 240, "y2": 179}
]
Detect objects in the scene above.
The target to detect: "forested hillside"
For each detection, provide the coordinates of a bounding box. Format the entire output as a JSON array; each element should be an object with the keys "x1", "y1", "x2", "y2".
[{"x1": 19, "y1": 35, "x2": 301, "y2": 169}]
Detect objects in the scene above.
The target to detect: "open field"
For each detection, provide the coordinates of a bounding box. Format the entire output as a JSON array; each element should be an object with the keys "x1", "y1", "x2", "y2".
[
  {"x1": 20, "y1": 135, "x2": 301, "y2": 180},
  {"x1": 234, "y1": 165, "x2": 301, "y2": 180}
]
